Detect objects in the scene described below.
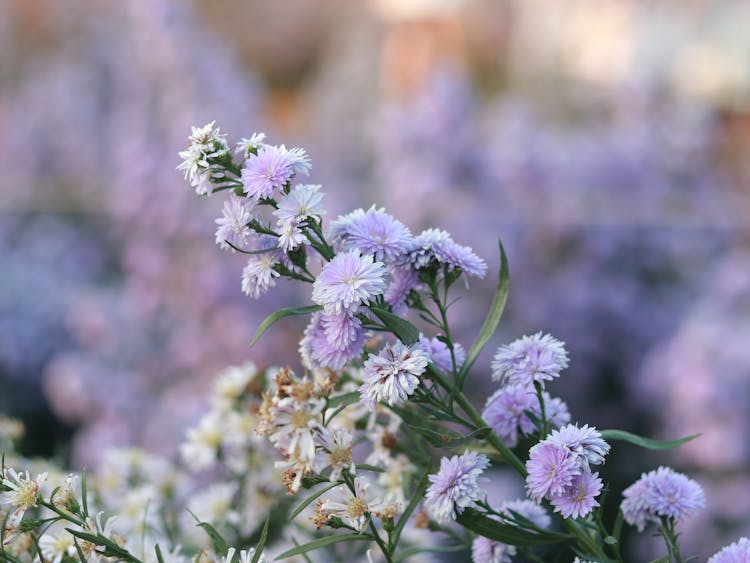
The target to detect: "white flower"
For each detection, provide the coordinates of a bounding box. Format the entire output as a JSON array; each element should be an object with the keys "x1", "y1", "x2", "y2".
[
  {"x1": 186, "y1": 483, "x2": 239, "y2": 528},
  {"x1": 39, "y1": 530, "x2": 76, "y2": 563},
  {"x1": 177, "y1": 122, "x2": 230, "y2": 195},
  {"x1": 359, "y1": 342, "x2": 429, "y2": 410},
  {"x1": 0, "y1": 468, "x2": 46, "y2": 530},
  {"x1": 268, "y1": 397, "x2": 324, "y2": 464},
  {"x1": 241, "y1": 253, "x2": 281, "y2": 299},
  {"x1": 180, "y1": 413, "x2": 223, "y2": 472},
  {"x1": 214, "y1": 195, "x2": 256, "y2": 251},
  {"x1": 274, "y1": 184, "x2": 325, "y2": 227},
  {"x1": 316, "y1": 428, "x2": 355, "y2": 481},
  {"x1": 212, "y1": 362, "x2": 257, "y2": 412},
  {"x1": 225, "y1": 547, "x2": 265, "y2": 563},
  {"x1": 234, "y1": 132, "x2": 267, "y2": 156},
  {"x1": 322, "y1": 478, "x2": 383, "y2": 532}
]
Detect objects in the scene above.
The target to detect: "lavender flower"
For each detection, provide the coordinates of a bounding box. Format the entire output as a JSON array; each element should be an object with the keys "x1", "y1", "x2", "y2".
[
  {"x1": 471, "y1": 536, "x2": 514, "y2": 563},
  {"x1": 406, "y1": 228, "x2": 487, "y2": 278},
  {"x1": 274, "y1": 184, "x2": 325, "y2": 227},
  {"x1": 482, "y1": 386, "x2": 537, "y2": 447},
  {"x1": 312, "y1": 250, "x2": 386, "y2": 314},
  {"x1": 709, "y1": 537, "x2": 750, "y2": 563},
  {"x1": 384, "y1": 266, "x2": 420, "y2": 316},
  {"x1": 621, "y1": 467, "x2": 705, "y2": 531},
  {"x1": 483, "y1": 387, "x2": 571, "y2": 447},
  {"x1": 550, "y1": 471, "x2": 603, "y2": 519},
  {"x1": 241, "y1": 144, "x2": 310, "y2": 200},
  {"x1": 547, "y1": 424, "x2": 610, "y2": 468},
  {"x1": 359, "y1": 341, "x2": 429, "y2": 410},
  {"x1": 329, "y1": 206, "x2": 414, "y2": 262},
  {"x1": 241, "y1": 252, "x2": 281, "y2": 299},
  {"x1": 425, "y1": 450, "x2": 490, "y2": 522},
  {"x1": 491, "y1": 332, "x2": 569, "y2": 387},
  {"x1": 214, "y1": 195, "x2": 256, "y2": 251},
  {"x1": 419, "y1": 334, "x2": 465, "y2": 374},
  {"x1": 525, "y1": 442, "x2": 579, "y2": 502},
  {"x1": 299, "y1": 311, "x2": 368, "y2": 370}
]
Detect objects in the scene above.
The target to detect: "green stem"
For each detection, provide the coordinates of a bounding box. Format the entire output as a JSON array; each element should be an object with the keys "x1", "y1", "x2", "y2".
[{"x1": 427, "y1": 367, "x2": 527, "y2": 476}]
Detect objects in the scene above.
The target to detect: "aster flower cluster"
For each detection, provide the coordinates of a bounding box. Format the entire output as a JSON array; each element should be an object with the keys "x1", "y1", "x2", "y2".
[
  {"x1": 525, "y1": 424, "x2": 609, "y2": 519},
  {"x1": 620, "y1": 466, "x2": 705, "y2": 532},
  {"x1": 175, "y1": 124, "x2": 734, "y2": 562}
]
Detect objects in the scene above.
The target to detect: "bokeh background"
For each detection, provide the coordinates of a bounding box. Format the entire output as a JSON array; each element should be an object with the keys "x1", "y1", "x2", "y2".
[{"x1": 1, "y1": 0, "x2": 749, "y2": 559}]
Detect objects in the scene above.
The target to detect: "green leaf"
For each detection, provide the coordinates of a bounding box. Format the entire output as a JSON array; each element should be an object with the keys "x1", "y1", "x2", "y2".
[
  {"x1": 250, "y1": 305, "x2": 322, "y2": 346},
  {"x1": 458, "y1": 241, "x2": 509, "y2": 385},
  {"x1": 370, "y1": 307, "x2": 420, "y2": 345},
  {"x1": 196, "y1": 522, "x2": 229, "y2": 556},
  {"x1": 404, "y1": 422, "x2": 459, "y2": 447},
  {"x1": 326, "y1": 391, "x2": 361, "y2": 410},
  {"x1": 154, "y1": 544, "x2": 166, "y2": 563},
  {"x1": 251, "y1": 517, "x2": 270, "y2": 563},
  {"x1": 81, "y1": 468, "x2": 89, "y2": 518},
  {"x1": 599, "y1": 429, "x2": 700, "y2": 451},
  {"x1": 273, "y1": 533, "x2": 373, "y2": 560},
  {"x1": 354, "y1": 464, "x2": 385, "y2": 473},
  {"x1": 456, "y1": 508, "x2": 569, "y2": 547},
  {"x1": 289, "y1": 482, "x2": 340, "y2": 521}
]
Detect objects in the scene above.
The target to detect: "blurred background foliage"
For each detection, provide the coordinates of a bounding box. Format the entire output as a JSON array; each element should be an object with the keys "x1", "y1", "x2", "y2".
[{"x1": 1, "y1": 0, "x2": 749, "y2": 559}]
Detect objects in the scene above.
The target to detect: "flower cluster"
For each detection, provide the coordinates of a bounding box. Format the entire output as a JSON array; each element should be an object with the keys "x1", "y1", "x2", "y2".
[
  {"x1": 621, "y1": 466, "x2": 706, "y2": 531},
  {"x1": 526, "y1": 424, "x2": 609, "y2": 518},
  {"x1": 709, "y1": 537, "x2": 750, "y2": 562}
]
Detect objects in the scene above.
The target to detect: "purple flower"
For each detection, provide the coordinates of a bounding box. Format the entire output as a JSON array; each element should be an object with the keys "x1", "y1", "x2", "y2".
[
  {"x1": 482, "y1": 387, "x2": 570, "y2": 447},
  {"x1": 359, "y1": 341, "x2": 429, "y2": 410},
  {"x1": 491, "y1": 332, "x2": 569, "y2": 387},
  {"x1": 525, "y1": 442, "x2": 579, "y2": 502},
  {"x1": 482, "y1": 386, "x2": 537, "y2": 447},
  {"x1": 550, "y1": 471, "x2": 603, "y2": 519},
  {"x1": 299, "y1": 311, "x2": 368, "y2": 370},
  {"x1": 471, "y1": 536, "x2": 514, "y2": 563},
  {"x1": 621, "y1": 467, "x2": 705, "y2": 531},
  {"x1": 384, "y1": 266, "x2": 420, "y2": 316},
  {"x1": 406, "y1": 228, "x2": 487, "y2": 278},
  {"x1": 709, "y1": 537, "x2": 750, "y2": 563},
  {"x1": 214, "y1": 195, "x2": 256, "y2": 251},
  {"x1": 240, "y1": 241, "x2": 283, "y2": 299},
  {"x1": 419, "y1": 334, "x2": 465, "y2": 374},
  {"x1": 547, "y1": 424, "x2": 610, "y2": 468},
  {"x1": 312, "y1": 250, "x2": 386, "y2": 314},
  {"x1": 329, "y1": 206, "x2": 414, "y2": 262},
  {"x1": 241, "y1": 144, "x2": 310, "y2": 200},
  {"x1": 321, "y1": 310, "x2": 364, "y2": 351},
  {"x1": 425, "y1": 450, "x2": 490, "y2": 522}
]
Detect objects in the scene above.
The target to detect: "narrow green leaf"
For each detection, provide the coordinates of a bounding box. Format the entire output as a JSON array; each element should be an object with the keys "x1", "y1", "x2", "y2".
[
  {"x1": 72, "y1": 537, "x2": 87, "y2": 563},
  {"x1": 326, "y1": 391, "x2": 361, "y2": 410},
  {"x1": 273, "y1": 533, "x2": 373, "y2": 560},
  {"x1": 354, "y1": 464, "x2": 385, "y2": 473},
  {"x1": 456, "y1": 508, "x2": 568, "y2": 547},
  {"x1": 196, "y1": 522, "x2": 229, "y2": 556},
  {"x1": 289, "y1": 482, "x2": 340, "y2": 521},
  {"x1": 458, "y1": 240, "x2": 509, "y2": 384},
  {"x1": 251, "y1": 305, "x2": 322, "y2": 346},
  {"x1": 370, "y1": 308, "x2": 420, "y2": 345},
  {"x1": 404, "y1": 422, "x2": 459, "y2": 447},
  {"x1": 154, "y1": 544, "x2": 166, "y2": 563},
  {"x1": 600, "y1": 429, "x2": 700, "y2": 451},
  {"x1": 251, "y1": 517, "x2": 270, "y2": 563},
  {"x1": 81, "y1": 468, "x2": 89, "y2": 518}
]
